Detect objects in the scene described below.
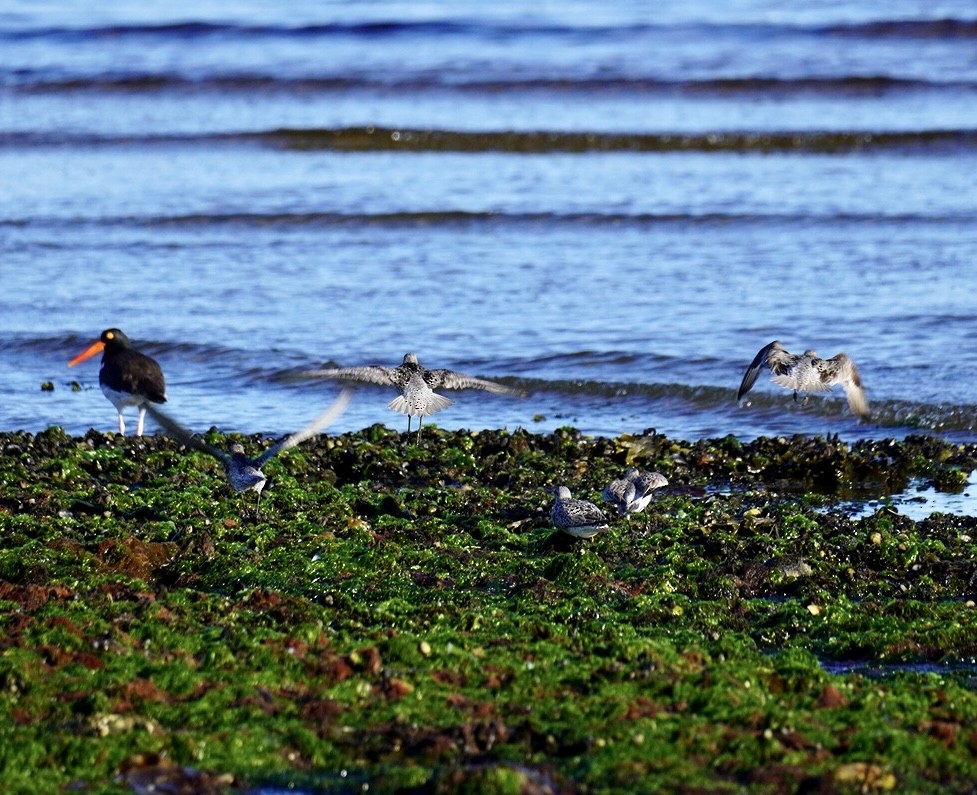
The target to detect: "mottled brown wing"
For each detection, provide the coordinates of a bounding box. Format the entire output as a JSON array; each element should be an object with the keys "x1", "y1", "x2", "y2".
[
  {"x1": 426, "y1": 368, "x2": 522, "y2": 395},
  {"x1": 824, "y1": 354, "x2": 870, "y2": 418},
  {"x1": 302, "y1": 365, "x2": 399, "y2": 387}
]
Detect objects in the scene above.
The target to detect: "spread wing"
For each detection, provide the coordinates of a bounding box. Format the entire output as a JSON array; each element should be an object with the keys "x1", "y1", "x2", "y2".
[
  {"x1": 256, "y1": 388, "x2": 352, "y2": 465},
  {"x1": 302, "y1": 365, "x2": 399, "y2": 387},
  {"x1": 736, "y1": 345, "x2": 769, "y2": 400},
  {"x1": 145, "y1": 405, "x2": 230, "y2": 465},
  {"x1": 425, "y1": 368, "x2": 523, "y2": 396},
  {"x1": 822, "y1": 354, "x2": 870, "y2": 418},
  {"x1": 737, "y1": 340, "x2": 803, "y2": 399}
]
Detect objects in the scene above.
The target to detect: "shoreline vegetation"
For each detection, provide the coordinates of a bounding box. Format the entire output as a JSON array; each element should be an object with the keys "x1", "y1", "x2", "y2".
[{"x1": 2, "y1": 425, "x2": 976, "y2": 794}]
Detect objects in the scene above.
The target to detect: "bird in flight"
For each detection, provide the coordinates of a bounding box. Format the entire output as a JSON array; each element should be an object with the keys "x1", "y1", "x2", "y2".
[
  {"x1": 146, "y1": 388, "x2": 351, "y2": 519},
  {"x1": 737, "y1": 340, "x2": 869, "y2": 418},
  {"x1": 303, "y1": 352, "x2": 522, "y2": 441}
]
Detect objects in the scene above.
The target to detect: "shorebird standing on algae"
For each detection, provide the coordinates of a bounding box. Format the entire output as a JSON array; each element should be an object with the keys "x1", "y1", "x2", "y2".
[
  {"x1": 603, "y1": 468, "x2": 668, "y2": 516},
  {"x1": 146, "y1": 388, "x2": 351, "y2": 519},
  {"x1": 303, "y1": 352, "x2": 522, "y2": 442},
  {"x1": 550, "y1": 486, "x2": 610, "y2": 539},
  {"x1": 737, "y1": 340, "x2": 869, "y2": 419},
  {"x1": 68, "y1": 328, "x2": 167, "y2": 437}
]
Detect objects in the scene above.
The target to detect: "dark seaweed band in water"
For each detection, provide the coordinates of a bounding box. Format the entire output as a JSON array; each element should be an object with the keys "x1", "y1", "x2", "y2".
[
  {"x1": 230, "y1": 127, "x2": 977, "y2": 155},
  {"x1": 217, "y1": 127, "x2": 977, "y2": 154},
  {"x1": 5, "y1": 127, "x2": 977, "y2": 154}
]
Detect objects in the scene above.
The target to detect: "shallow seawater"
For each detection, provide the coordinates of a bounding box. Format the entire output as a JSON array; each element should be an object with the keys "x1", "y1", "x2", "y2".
[
  {"x1": 2, "y1": 0, "x2": 977, "y2": 450},
  {"x1": 821, "y1": 659, "x2": 977, "y2": 682},
  {"x1": 825, "y1": 471, "x2": 977, "y2": 522}
]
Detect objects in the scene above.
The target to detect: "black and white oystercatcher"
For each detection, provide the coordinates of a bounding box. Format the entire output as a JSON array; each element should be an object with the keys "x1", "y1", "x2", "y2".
[
  {"x1": 145, "y1": 388, "x2": 351, "y2": 518},
  {"x1": 303, "y1": 352, "x2": 522, "y2": 441},
  {"x1": 68, "y1": 328, "x2": 167, "y2": 436}
]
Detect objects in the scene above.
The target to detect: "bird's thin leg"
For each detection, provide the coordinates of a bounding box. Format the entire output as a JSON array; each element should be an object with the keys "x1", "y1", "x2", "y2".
[
  {"x1": 118, "y1": 412, "x2": 126, "y2": 436},
  {"x1": 406, "y1": 415, "x2": 412, "y2": 437},
  {"x1": 417, "y1": 415, "x2": 423, "y2": 443},
  {"x1": 241, "y1": 491, "x2": 260, "y2": 523},
  {"x1": 136, "y1": 406, "x2": 146, "y2": 437}
]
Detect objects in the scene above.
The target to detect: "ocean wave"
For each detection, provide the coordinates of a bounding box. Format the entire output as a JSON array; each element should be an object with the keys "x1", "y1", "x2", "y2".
[
  {"x1": 10, "y1": 72, "x2": 973, "y2": 97},
  {"x1": 4, "y1": 210, "x2": 972, "y2": 232},
  {"x1": 0, "y1": 21, "x2": 443, "y2": 41},
  {"x1": 5, "y1": 17, "x2": 977, "y2": 42},
  {"x1": 519, "y1": 377, "x2": 977, "y2": 434},
  {"x1": 9, "y1": 335, "x2": 977, "y2": 437},
  {"x1": 4, "y1": 127, "x2": 977, "y2": 154},
  {"x1": 282, "y1": 360, "x2": 977, "y2": 436},
  {"x1": 817, "y1": 18, "x2": 977, "y2": 39}
]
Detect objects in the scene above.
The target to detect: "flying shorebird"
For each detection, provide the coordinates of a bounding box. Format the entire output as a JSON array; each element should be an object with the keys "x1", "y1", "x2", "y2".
[
  {"x1": 302, "y1": 352, "x2": 522, "y2": 441},
  {"x1": 550, "y1": 485, "x2": 610, "y2": 539},
  {"x1": 145, "y1": 388, "x2": 352, "y2": 518},
  {"x1": 737, "y1": 340, "x2": 869, "y2": 419},
  {"x1": 68, "y1": 328, "x2": 167, "y2": 437},
  {"x1": 603, "y1": 468, "x2": 668, "y2": 516}
]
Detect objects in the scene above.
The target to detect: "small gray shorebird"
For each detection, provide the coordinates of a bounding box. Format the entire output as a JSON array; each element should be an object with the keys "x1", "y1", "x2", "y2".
[
  {"x1": 603, "y1": 468, "x2": 668, "y2": 516},
  {"x1": 737, "y1": 340, "x2": 869, "y2": 419},
  {"x1": 68, "y1": 328, "x2": 167, "y2": 437},
  {"x1": 146, "y1": 388, "x2": 351, "y2": 518},
  {"x1": 303, "y1": 352, "x2": 522, "y2": 441},
  {"x1": 550, "y1": 486, "x2": 609, "y2": 539}
]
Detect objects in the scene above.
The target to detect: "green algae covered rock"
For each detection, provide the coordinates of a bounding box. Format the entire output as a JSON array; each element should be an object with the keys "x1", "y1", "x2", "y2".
[{"x1": 1, "y1": 427, "x2": 976, "y2": 794}]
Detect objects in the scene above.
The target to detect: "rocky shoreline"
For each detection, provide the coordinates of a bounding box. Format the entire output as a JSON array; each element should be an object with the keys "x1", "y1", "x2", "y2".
[{"x1": 1, "y1": 426, "x2": 976, "y2": 793}]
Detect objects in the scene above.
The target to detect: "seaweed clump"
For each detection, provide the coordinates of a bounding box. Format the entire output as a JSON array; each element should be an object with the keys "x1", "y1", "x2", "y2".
[{"x1": 1, "y1": 427, "x2": 976, "y2": 794}]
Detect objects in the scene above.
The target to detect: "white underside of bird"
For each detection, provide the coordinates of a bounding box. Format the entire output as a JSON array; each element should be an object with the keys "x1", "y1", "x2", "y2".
[
  {"x1": 387, "y1": 373, "x2": 454, "y2": 418},
  {"x1": 603, "y1": 468, "x2": 668, "y2": 515},
  {"x1": 101, "y1": 386, "x2": 150, "y2": 436}
]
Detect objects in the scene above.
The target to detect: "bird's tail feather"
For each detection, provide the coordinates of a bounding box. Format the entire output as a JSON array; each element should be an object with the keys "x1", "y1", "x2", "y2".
[{"x1": 388, "y1": 393, "x2": 453, "y2": 416}]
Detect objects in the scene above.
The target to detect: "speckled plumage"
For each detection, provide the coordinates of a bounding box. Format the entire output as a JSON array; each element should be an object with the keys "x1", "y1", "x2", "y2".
[
  {"x1": 603, "y1": 468, "x2": 668, "y2": 515},
  {"x1": 304, "y1": 352, "x2": 521, "y2": 441},
  {"x1": 550, "y1": 485, "x2": 609, "y2": 538},
  {"x1": 146, "y1": 388, "x2": 351, "y2": 517},
  {"x1": 737, "y1": 340, "x2": 869, "y2": 418}
]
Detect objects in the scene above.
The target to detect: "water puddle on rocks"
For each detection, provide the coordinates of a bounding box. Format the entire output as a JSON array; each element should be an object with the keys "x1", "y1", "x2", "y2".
[
  {"x1": 821, "y1": 659, "x2": 977, "y2": 687},
  {"x1": 824, "y1": 471, "x2": 977, "y2": 522}
]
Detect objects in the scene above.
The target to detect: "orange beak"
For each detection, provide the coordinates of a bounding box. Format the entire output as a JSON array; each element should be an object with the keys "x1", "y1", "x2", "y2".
[{"x1": 68, "y1": 340, "x2": 105, "y2": 368}]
